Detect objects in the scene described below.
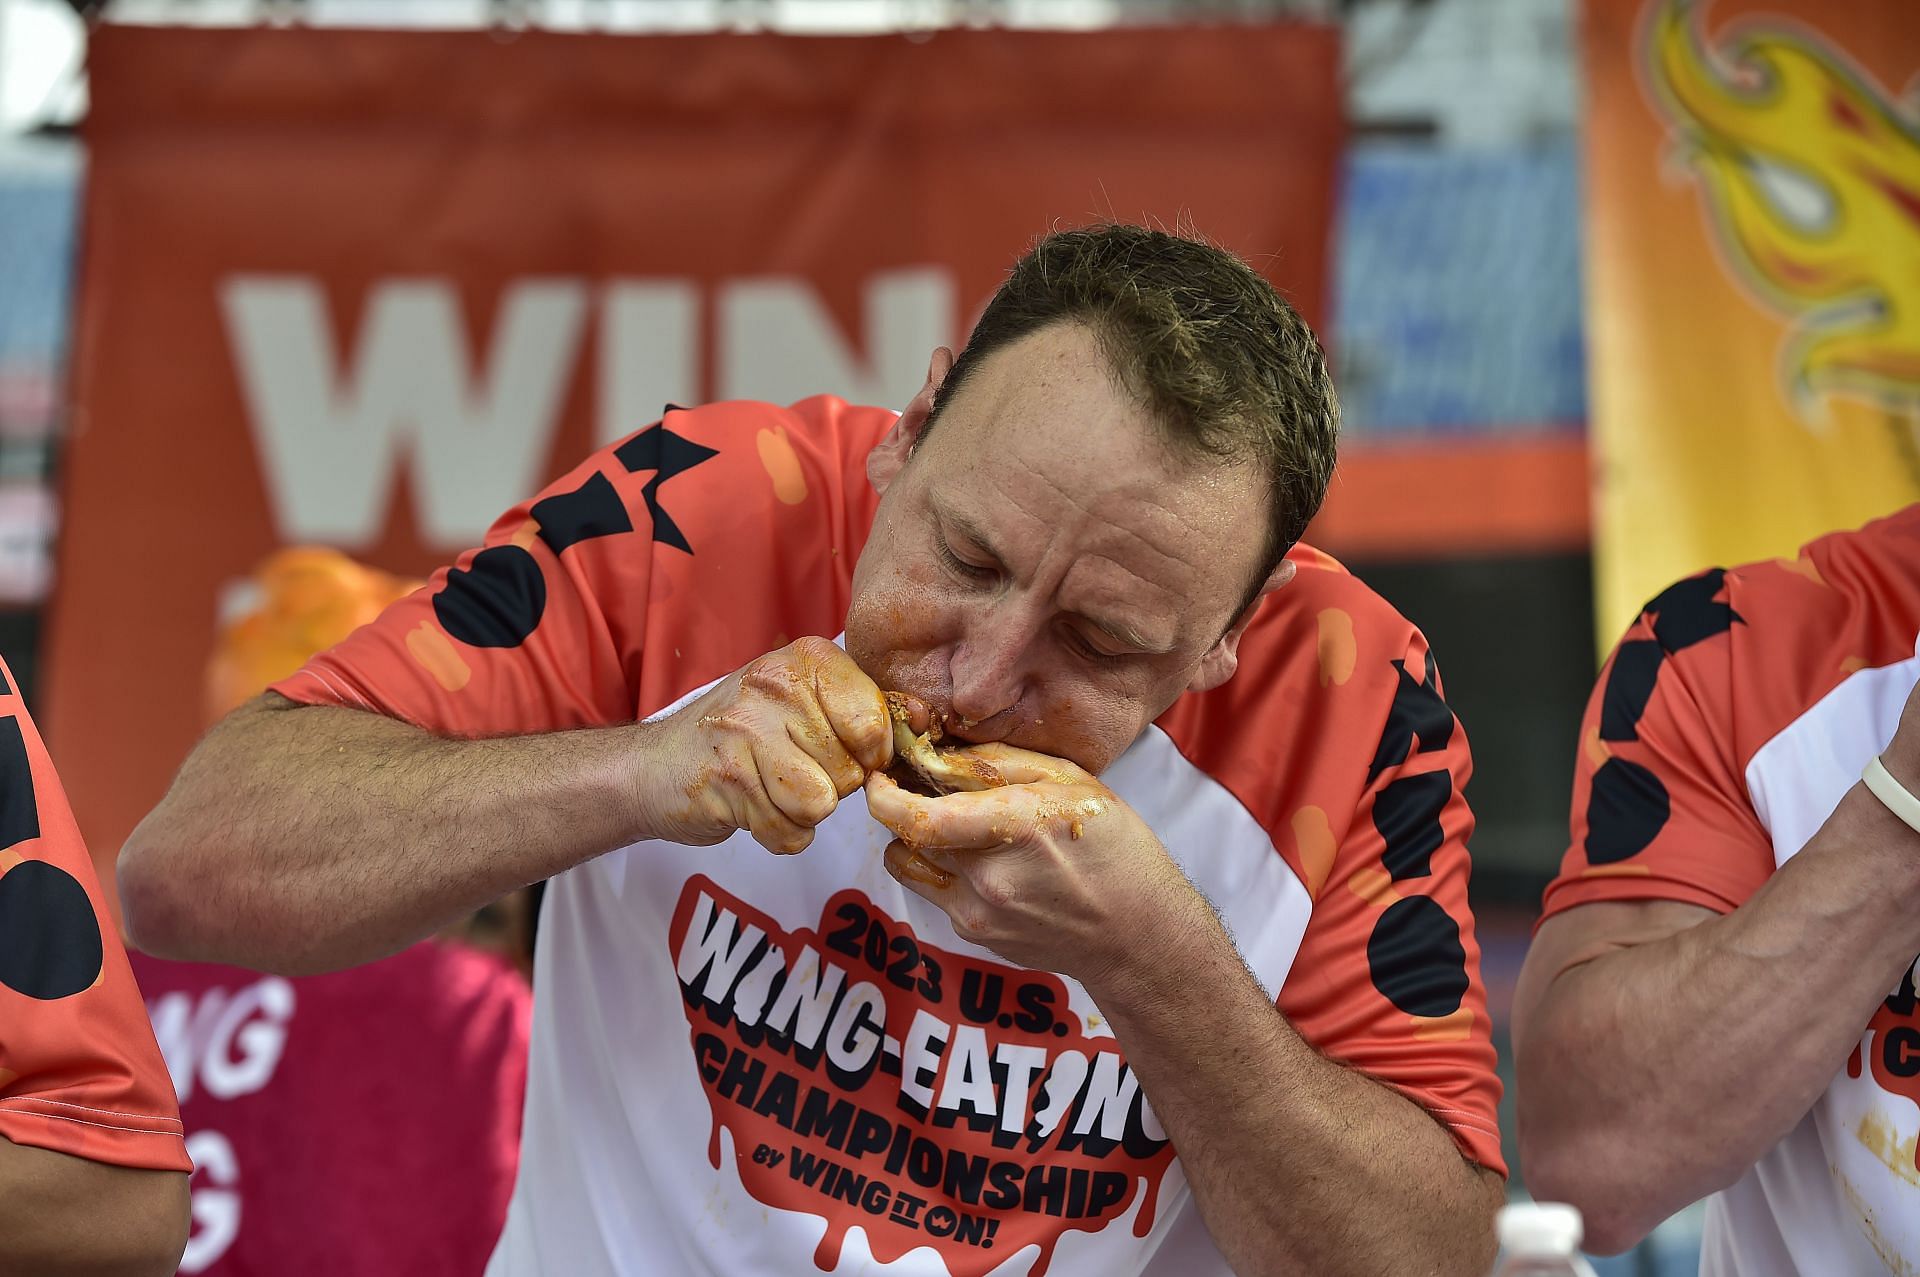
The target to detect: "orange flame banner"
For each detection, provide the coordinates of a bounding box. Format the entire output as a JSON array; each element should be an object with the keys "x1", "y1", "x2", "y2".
[{"x1": 1586, "y1": 0, "x2": 1920, "y2": 643}]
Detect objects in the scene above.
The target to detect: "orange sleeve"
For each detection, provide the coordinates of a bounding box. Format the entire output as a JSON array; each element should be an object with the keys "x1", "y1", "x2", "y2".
[
  {"x1": 271, "y1": 398, "x2": 891, "y2": 734},
  {"x1": 269, "y1": 424, "x2": 668, "y2": 735},
  {"x1": 0, "y1": 663, "x2": 191, "y2": 1172},
  {"x1": 1540, "y1": 568, "x2": 1774, "y2": 922},
  {"x1": 1275, "y1": 631, "x2": 1504, "y2": 1175}
]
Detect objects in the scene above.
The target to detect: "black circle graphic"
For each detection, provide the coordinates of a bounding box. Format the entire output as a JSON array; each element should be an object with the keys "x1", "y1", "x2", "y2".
[
  {"x1": 433, "y1": 545, "x2": 548, "y2": 649},
  {"x1": 0, "y1": 860, "x2": 104, "y2": 1000},
  {"x1": 1366, "y1": 896, "x2": 1469, "y2": 1018},
  {"x1": 1585, "y1": 757, "x2": 1671, "y2": 864}
]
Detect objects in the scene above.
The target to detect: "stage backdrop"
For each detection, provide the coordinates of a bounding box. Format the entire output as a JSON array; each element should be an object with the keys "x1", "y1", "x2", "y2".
[
  {"x1": 54, "y1": 22, "x2": 1341, "y2": 883},
  {"x1": 1585, "y1": 0, "x2": 1920, "y2": 645}
]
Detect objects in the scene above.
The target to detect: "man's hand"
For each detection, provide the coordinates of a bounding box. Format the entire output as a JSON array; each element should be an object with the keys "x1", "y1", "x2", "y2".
[
  {"x1": 864, "y1": 743, "x2": 1211, "y2": 982},
  {"x1": 645, "y1": 637, "x2": 894, "y2": 854}
]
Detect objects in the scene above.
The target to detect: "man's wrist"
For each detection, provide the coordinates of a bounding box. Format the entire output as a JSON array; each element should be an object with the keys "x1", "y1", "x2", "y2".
[
  {"x1": 1865, "y1": 754, "x2": 1920, "y2": 836},
  {"x1": 599, "y1": 718, "x2": 680, "y2": 847},
  {"x1": 1079, "y1": 882, "x2": 1235, "y2": 1012}
]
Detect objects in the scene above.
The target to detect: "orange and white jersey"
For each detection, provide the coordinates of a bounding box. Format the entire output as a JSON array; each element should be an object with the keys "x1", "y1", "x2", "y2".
[
  {"x1": 1545, "y1": 505, "x2": 1920, "y2": 1276},
  {"x1": 276, "y1": 397, "x2": 1501, "y2": 1277},
  {"x1": 0, "y1": 657, "x2": 190, "y2": 1175}
]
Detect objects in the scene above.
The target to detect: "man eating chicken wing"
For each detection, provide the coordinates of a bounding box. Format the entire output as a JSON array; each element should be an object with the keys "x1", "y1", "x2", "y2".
[{"x1": 119, "y1": 223, "x2": 1505, "y2": 1276}]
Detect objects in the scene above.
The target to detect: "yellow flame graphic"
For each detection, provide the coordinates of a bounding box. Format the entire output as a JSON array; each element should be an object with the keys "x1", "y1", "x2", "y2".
[{"x1": 1646, "y1": 0, "x2": 1920, "y2": 418}]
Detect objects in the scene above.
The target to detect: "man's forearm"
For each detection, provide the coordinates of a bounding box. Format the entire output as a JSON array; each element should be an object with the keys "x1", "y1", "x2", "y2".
[
  {"x1": 1516, "y1": 781, "x2": 1920, "y2": 1250},
  {"x1": 120, "y1": 694, "x2": 655, "y2": 974},
  {"x1": 1085, "y1": 911, "x2": 1500, "y2": 1277}
]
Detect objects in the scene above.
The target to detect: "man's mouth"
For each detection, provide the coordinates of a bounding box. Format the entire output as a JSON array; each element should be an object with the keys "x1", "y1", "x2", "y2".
[{"x1": 883, "y1": 692, "x2": 1006, "y2": 796}]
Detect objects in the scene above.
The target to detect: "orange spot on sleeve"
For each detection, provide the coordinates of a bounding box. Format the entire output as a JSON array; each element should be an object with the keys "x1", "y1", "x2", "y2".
[
  {"x1": 1841, "y1": 656, "x2": 1870, "y2": 675},
  {"x1": 1584, "y1": 726, "x2": 1612, "y2": 768},
  {"x1": 756, "y1": 427, "x2": 810, "y2": 506},
  {"x1": 1582, "y1": 864, "x2": 1653, "y2": 879},
  {"x1": 0, "y1": 849, "x2": 19, "y2": 874},
  {"x1": 1776, "y1": 554, "x2": 1827, "y2": 587},
  {"x1": 1410, "y1": 1007, "x2": 1475, "y2": 1041},
  {"x1": 511, "y1": 519, "x2": 542, "y2": 551},
  {"x1": 406, "y1": 622, "x2": 472, "y2": 692},
  {"x1": 1315, "y1": 608, "x2": 1356, "y2": 687},
  {"x1": 1291, "y1": 806, "x2": 1338, "y2": 899},
  {"x1": 1346, "y1": 865, "x2": 1399, "y2": 908}
]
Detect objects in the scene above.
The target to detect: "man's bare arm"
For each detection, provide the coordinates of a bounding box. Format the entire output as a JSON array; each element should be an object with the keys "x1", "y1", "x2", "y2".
[
  {"x1": 1513, "y1": 777, "x2": 1920, "y2": 1252},
  {"x1": 120, "y1": 638, "x2": 892, "y2": 975},
  {"x1": 1091, "y1": 910, "x2": 1503, "y2": 1276},
  {"x1": 0, "y1": 1138, "x2": 187, "y2": 1277},
  {"x1": 868, "y1": 755, "x2": 1502, "y2": 1275},
  {"x1": 120, "y1": 691, "x2": 660, "y2": 974}
]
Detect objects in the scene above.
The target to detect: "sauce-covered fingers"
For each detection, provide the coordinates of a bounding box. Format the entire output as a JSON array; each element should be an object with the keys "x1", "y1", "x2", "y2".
[
  {"x1": 807, "y1": 648, "x2": 892, "y2": 773},
  {"x1": 785, "y1": 719, "x2": 868, "y2": 799},
  {"x1": 752, "y1": 738, "x2": 841, "y2": 831},
  {"x1": 882, "y1": 840, "x2": 954, "y2": 890},
  {"x1": 864, "y1": 771, "x2": 1041, "y2": 852}
]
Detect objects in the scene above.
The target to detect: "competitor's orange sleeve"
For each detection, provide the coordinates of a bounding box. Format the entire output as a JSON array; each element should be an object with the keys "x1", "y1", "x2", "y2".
[
  {"x1": 0, "y1": 663, "x2": 191, "y2": 1172},
  {"x1": 1274, "y1": 634, "x2": 1504, "y2": 1175},
  {"x1": 1540, "y1": 568, "x2": 1774, "y2": 922},
  {"x1": 270, "y1": 430, "x2": 662, "y2": 735},
  {"x1": 271, "y1": 398, "x2": 891, "y2": 734}
]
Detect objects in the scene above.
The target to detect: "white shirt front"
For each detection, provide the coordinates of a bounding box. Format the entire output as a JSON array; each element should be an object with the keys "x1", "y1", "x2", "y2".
[
  {"x1": 486, "y1": 687, "x2": 1313, "y2": 1277},
  {"x1": 1710, "y1": 643, "x2": 1920, "y2": 1276}
]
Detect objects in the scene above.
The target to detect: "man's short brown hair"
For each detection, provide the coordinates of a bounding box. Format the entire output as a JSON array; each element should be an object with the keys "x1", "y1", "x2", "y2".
[{"x1": 928, "y1": 223, "x2": 1340, "y2": 610}]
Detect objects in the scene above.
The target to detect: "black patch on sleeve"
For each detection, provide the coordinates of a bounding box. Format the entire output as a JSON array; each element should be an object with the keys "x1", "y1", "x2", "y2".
[
  {"x1": 1373, "y1": 770, "x2": 1453, "y2": 882},
  {"x1": 1368, "y1": 658, "x2": 1455, "y2": 784},
  {"x1": 1584, "y1": 757, "x2": 1671, "y2": 863},
  {"x1": 1366, "y1": 896, "x2": 1469, "y2": 1018},
  {"x1": 0, "y1": 860, "x2": 103, "y2": 1000},
  {"x1": 1646, "y1": 569, "x2": 1742, "y2": 655},
  {"x1": 614, "y1": 423, "x2": 720, "y2": 555},
  {"x1": 532, "y1": 471, "x2": 634, "y2": 556},
  {"x1": 433, "y1": 545, "x2": 548, "y2": 649},
  {"x1": 0, "y1": 717, "x2": 39, "y2": 852},
  {"x1": 1599, "y1": 639, "x2": 1666, "y2": 742}
]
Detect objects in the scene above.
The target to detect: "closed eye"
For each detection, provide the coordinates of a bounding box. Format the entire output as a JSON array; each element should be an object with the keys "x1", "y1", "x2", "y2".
[
  {"x1": 1065, "y1": 625, "x2": 1128, "y2": 662},
  {"x1": 935, "y1": 533, "x2": 997, "y2": 582}
]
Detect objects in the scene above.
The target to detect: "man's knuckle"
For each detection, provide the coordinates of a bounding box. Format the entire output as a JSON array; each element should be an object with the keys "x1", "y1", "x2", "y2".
[
  {"x1": 974, "y1": 874, "x2": 1016, "y2": 910},
  {"x1": 792, "y1": 635, "x2": 838, "y2": 663}
]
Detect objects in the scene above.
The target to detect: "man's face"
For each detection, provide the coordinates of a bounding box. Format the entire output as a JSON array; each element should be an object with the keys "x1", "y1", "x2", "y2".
[{"x1": 845, "y1": 322, "x2": 1279, "y2": 774}]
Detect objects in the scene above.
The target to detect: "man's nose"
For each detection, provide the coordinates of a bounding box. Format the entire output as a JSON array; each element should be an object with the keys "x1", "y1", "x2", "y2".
[{"x1": 945, "y1": 609, "x2": 1031, "y2": 734}]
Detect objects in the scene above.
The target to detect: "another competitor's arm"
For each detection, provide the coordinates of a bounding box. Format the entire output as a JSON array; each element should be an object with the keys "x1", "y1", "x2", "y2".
[
  {"x1": 121, "y1": 638, "x2": 892, "y2": 975},
  {"x1": 0, "y1": 1140, "x2": 187, "y2": 1277},
  {"x1": 1513, "y1": 682, "x2": 1920, "y2": 1254}
]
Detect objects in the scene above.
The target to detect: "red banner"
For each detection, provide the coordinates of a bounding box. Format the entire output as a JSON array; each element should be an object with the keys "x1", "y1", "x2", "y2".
[{"x1": 55, "y1": 22, "x2": 1340, "y2": 887}]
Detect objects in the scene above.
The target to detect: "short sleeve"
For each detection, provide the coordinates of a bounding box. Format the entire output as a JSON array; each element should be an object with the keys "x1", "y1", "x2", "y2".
[
  {"x1": 1539, "y1": 568, "x2": 1774, "y2": 922},
  {"x1": 1274, "y1": 635, "x2": 1505, "y2": 1175},
  {"x1": 272, "y1": 398, "x2": 894, "y2": 734},
  {"x1": 0, "y1": 665, "x2": 191, "y2": 1172}
]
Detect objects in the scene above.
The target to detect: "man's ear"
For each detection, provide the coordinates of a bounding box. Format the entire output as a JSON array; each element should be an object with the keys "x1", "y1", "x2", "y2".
[
  {"x1": 868, "y1": 346, "x2": 955, "y2": 495},
  {"x1": 1188, "y1": 558, "x2": 1297, "y2": 692}
]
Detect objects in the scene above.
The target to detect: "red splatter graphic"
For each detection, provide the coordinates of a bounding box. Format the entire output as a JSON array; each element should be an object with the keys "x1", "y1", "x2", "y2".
[
  {"x1": 1861, "y1": 985, "x2": 1920, "y2": 1172},
  {"x1": 668, "y1": 876, "x2": 1176, "y2": 1275}
]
